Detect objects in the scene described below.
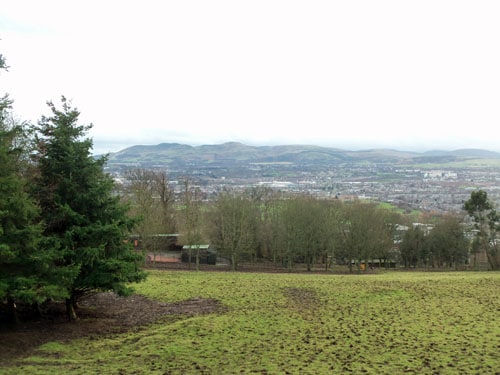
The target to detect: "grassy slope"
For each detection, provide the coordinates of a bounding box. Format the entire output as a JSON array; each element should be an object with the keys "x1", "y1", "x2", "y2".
[{"x1": 6, "y1": 271, "x2": 500, "y2": 374}]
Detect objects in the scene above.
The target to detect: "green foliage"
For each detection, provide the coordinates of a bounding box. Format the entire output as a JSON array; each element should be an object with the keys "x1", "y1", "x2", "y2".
[
  {"x1": 464, "y1": 190, "x2": 492, "y2": 226},
  {"x1": 464, "y1": 190, "x2": 500, "y2": 270},
  {"x1": 0, "y1": 53, "x2": 8, "y2": 71},
  {"x1": 1, "y1": 50, "x2": 146, "y2": 317},
  {"x1": 426, "y1": 215, "x2": 469, "y2": 268},
  {"x1": 2, "y1": 271, "x2": 499, "y2": 374},
  {"x1": 0, "y1": 92, "x2": 70, "y2": 314},
  {"x1": 31, "y1": 97, "x2": 146, "y2": 308}
]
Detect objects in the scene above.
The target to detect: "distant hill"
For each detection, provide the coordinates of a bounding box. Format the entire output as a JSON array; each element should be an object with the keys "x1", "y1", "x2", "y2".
[
  {"x1": 106, "y1": 142, "x2": 500, "y2": 168},
  {"x1": 423, "y1": 149, "x2": 500, "y2": 158}
]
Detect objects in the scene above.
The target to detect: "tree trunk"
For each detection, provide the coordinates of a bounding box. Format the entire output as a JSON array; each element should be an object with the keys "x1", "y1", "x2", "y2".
[
  {"x1": 66, "y1": 297, "x2": 78, "y2": 321},
  {"x1": 32, "y1": 302, "x2": 42, "y2": 320},
  {"x1": 488, "y1": 249, "x2": 500, "y2": 270},
  {"x1": 484, "y1": 243, "x2": 500, "y2": 270},
  {"x1": 330, "y1": 250, "x2": 335, "y2": 273},
  {"x1": 231, "y1": 253, "x2": 237, "y2": 271},
  {"x1": 484, "y1": 249, "x2": 494, "y2": 270},
  {"x1": 196, "y1": 247, "x2": 200, "y2": 271},
  {"x1": 153, "y1": 252, "x2": 157, "y2": 268},
  {"x1": 6, "y1": 297, "x2": 18, "y2": 325}
]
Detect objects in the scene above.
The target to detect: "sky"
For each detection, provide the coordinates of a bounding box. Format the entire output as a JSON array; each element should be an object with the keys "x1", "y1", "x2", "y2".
[{"x1": 1, "y1": 1, "x2": 500, "y2": 154}]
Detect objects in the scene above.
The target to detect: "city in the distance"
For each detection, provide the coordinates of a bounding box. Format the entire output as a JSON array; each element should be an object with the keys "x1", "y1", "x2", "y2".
[{"x1": 104, "y1": 141, "x2": 500, "y2": 214}]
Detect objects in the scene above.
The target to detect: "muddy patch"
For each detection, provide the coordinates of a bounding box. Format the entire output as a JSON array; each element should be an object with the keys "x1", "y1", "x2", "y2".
[{"x1": 0, "y1": 292, "x2": 226, "y2": 362}]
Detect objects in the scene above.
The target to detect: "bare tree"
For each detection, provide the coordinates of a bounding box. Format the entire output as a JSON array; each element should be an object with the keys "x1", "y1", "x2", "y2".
[
  {"x1": 321, "y1": 199, "x2": 344, "y2": 271},
  {"x1": 249, "y1": 187, "x2": 286, "y2": 264},
  {"x1": 208, "y1": 191, "x2": 257, "y2": 271},
  {"x1": 124, "y1": 169, "x2": 176, "y2": 265},
  {"x1": 180, "y1": 178, "x2": 204, "y2": 270},
  {"x1": 281, "y1": 195, "x2": 325, "y2": 271},
  {"x1": 337, "y1": 200, "x2": 394, "y2": 272}
]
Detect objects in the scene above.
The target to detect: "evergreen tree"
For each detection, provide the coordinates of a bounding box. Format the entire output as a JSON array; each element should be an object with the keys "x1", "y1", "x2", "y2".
[
  {"x1": 0, "y1": 53, "x2": 7, "y2": 70},
  {"x1": 464, "y1": 190, "x2": 500, "y2": 270},
  {"x1": 31, "y1": 97, "x2": 146, "y2": 320},
  {"x1": 0, "y1": 57, "x2": 71, "y2": 323}
]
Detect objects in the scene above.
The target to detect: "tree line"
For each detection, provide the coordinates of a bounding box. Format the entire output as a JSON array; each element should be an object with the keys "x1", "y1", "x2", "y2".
[{"x1": 124, "y1": 167, "x2": 500, "y2": 272}]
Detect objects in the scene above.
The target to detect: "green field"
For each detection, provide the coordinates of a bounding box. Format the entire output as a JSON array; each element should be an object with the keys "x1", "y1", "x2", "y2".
[{"x1": 4, "y1": 271, "x2": 500, "y2": 374}]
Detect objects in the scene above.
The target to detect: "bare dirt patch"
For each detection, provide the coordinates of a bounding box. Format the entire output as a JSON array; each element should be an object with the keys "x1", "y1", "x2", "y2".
[{"x1": 0, "y1": 292, "x2": 226, "y2": 363}]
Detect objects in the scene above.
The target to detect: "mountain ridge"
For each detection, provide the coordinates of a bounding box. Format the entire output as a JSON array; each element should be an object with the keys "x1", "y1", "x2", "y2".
[{"x1": 106, "y1": 142, "x2": 500, "y2": 167}]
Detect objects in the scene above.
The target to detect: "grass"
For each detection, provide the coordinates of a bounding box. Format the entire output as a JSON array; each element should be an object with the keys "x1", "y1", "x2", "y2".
[{"x1": 4, "y1": 271, "x2": 500, "y2": 374}]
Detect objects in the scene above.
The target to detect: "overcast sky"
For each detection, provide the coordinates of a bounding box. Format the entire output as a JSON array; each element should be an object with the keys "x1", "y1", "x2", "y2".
[{"x1": 1, "y1": 1, "x2": 499, "y2": 154}]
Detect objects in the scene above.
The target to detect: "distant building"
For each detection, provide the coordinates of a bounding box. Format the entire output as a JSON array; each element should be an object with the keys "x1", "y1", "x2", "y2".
[{"x1": 182, "y1": 245, "x2": 216, "y2": 265}]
